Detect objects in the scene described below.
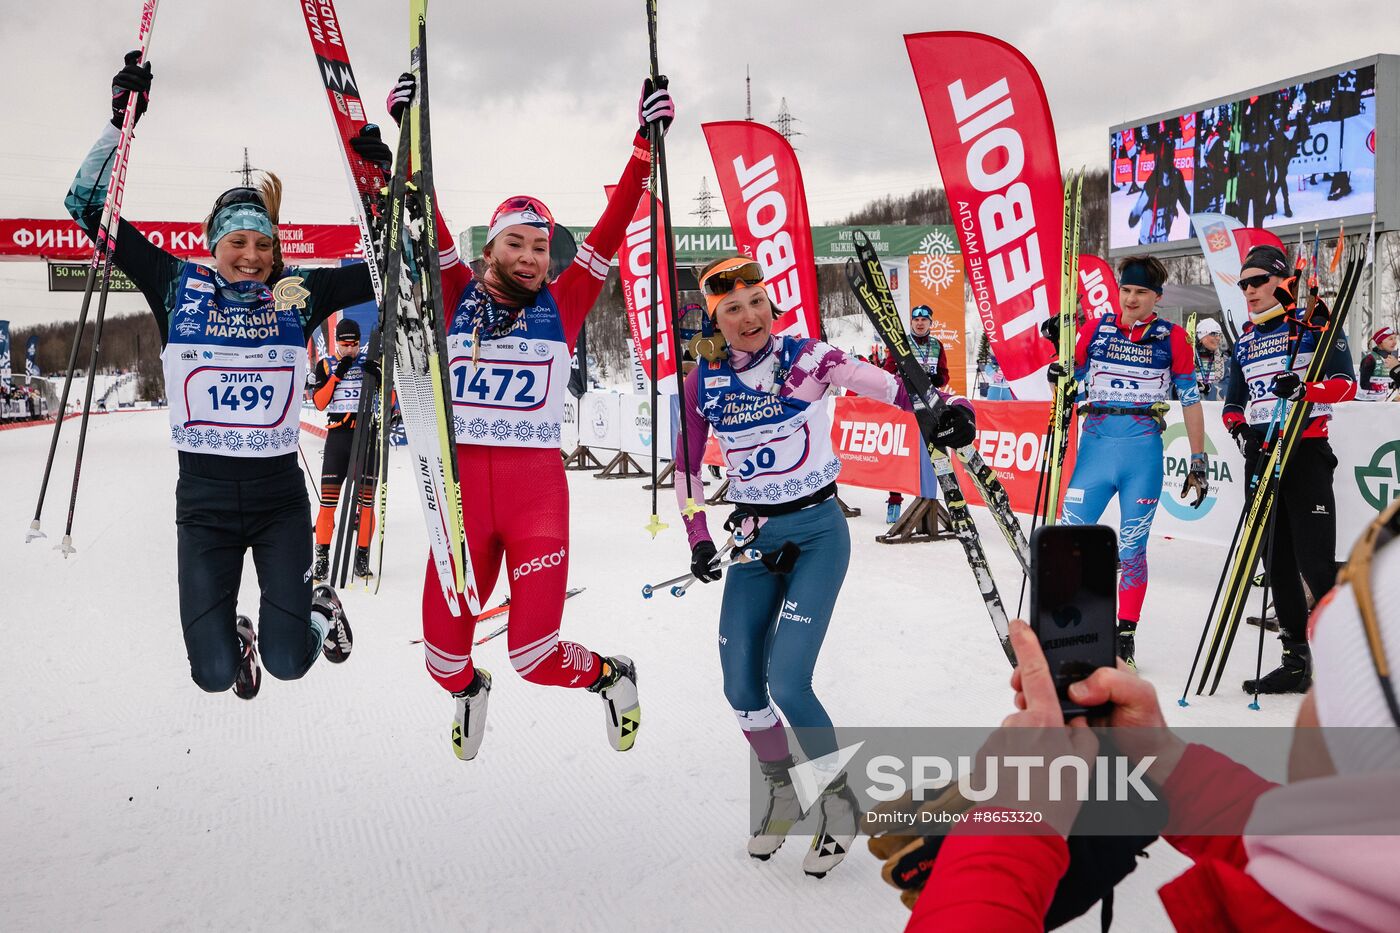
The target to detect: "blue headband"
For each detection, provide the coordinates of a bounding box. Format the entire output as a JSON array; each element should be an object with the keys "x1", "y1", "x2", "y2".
[
  {"x1": 208, "y1": 203, "x2": 276, "y2": 251},
  {"x1": 1119, "y1": 262, "x2": 1163, "y2": 295}
]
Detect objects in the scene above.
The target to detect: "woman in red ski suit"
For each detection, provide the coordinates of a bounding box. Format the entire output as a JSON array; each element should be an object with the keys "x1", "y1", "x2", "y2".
[{"x1": 392, "y1": 75, "x2": 676, "y2": 761}]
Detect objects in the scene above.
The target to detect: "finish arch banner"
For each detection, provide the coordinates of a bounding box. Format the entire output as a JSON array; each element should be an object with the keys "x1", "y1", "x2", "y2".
[
  {"x1": 905, "y1": 32, "x2": 1064, "y2": 401},
  {"x1": 0, "y1": 218, "x2": 364, "y2": 263},
  {"x1": 702, "y1": 121, "x2": 821, "y2": 341}
]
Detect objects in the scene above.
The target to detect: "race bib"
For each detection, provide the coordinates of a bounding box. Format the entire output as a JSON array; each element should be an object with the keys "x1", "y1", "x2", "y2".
[
  {"x1": 725, "y1": 423, "x2": 813, "y2": 482},
  {"x1": 183, "y1": 365, "x2": 297, "y2": 429},
  {"x1": 449, "y1": 355, "x2": 552, "y2": 412}
]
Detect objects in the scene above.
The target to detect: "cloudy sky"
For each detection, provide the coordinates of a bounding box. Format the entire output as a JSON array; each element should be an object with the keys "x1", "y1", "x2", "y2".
[{"x1": 2, "y1": 0, "x2": 1396, "y2": 329}]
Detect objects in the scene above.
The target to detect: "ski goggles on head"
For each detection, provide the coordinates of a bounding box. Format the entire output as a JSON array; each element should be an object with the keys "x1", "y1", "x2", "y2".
[
  {"x1": 486, "y1": 195, "x2": 555, "y2": 245},
  {"x1": 1237, "y1": 273, "x2": 1276, "y2": 292},
  {"x1": 1334, "y1": 498, "x2": 1400, "y2": 728},
  {"x1": 699, "y1": 258, "x2": 764, "y2": 314},
  {"x1": 910, "y1": 305, "x2": 933, "y2": 320}
]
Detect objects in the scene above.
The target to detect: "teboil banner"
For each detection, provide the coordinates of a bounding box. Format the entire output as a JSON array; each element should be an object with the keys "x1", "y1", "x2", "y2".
[
  {"x1": 0, "y1": 218, "x2": 364, "y2": 263},
  {"x1": 608, "y1": 185, "x2": 677, "y2": 393},
  {"x1": 953, "y1": 400, "x2": 1078, "y2": 514},
  {"x1": 1076, "y1": 254, "x2": 1120, "y2": 320},
  {"x1": 1190, "y1": 212, "x2": 1288, "y2": 338},
  {"x1": 700, "y1": 395, "x2": 926, "y2": 497},
  {"x1": 701, "y1": 121, "x2": 821, "y2": 341},
  {"x1": 905, "y1": 32, "x2": 1064, "y2": 401}
]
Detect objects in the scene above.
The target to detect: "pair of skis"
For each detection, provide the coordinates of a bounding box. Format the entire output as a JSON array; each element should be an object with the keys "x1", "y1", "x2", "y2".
[
  {"x1": 845, "y1": 231, "x2": 1026, "y2": 663},
  {"x1": 27, "y1": 0, "x2": 159, "y2": 555},
  {"x1": 302, "y1": 0, "x2": 473, "y2": 612},
  {"x1": 1183, "y1": 256, "x2": 1365, "y2": 698}
]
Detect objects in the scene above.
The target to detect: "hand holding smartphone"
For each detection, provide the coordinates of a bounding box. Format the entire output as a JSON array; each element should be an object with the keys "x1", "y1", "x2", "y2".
[{"x1": 1029, "y1": 524, "x2": 1119, "y2": 718}]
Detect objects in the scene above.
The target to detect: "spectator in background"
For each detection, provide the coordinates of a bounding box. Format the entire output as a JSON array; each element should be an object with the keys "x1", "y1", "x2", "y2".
[
  {"x1": 901, "y1": 499, "x2": 1400, "y2": 930},
  {"x1": 1357, "y1": 327, "x2": 1399, "y2": 401},
  {"x1": 1194, "y1": 317, "x2": 1231, "y2": 401},
  {"x1": 883, "y1": 304, "x2": 948, "y2": 524}
]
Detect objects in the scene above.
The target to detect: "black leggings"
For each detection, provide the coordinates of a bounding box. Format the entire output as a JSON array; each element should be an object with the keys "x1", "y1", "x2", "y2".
[
  {"x1": 1248, "y1": 437, "x2": 1338, "y2": 649},
  {"x1": 176, "y1": 464, "x2": 320, "y2": 692}
]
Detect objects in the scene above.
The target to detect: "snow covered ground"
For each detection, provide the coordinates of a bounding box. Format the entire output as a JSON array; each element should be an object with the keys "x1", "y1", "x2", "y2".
[{"x1": 1, "y1": 410, "x2": 1301, "y2": 932}]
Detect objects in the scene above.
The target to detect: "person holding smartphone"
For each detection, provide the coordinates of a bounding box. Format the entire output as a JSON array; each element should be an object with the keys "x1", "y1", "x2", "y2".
[
  {"x1": 1224, "y1": 245, "x2": 1356, "y2": 693},
  {"x1": 1045, "y1": 255, "x2": 1208, "y2": 668}
]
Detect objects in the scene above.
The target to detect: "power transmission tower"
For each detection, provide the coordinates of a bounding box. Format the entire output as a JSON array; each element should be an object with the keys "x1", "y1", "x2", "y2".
[
  {"x1": 692, "y1": 176, "x2": 718, "y2": 226},
  {"x1": 230, "y1": 148, "x2": 259, "y2": 187},
  {"x1": 746, "y1": 66, "x2": 752, "y2": 121},
  {"x1": 771, "y1": 98, "x2": 802, "y2": 148}
]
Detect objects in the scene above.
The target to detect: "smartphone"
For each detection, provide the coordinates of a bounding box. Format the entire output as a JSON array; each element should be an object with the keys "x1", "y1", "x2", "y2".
[{"x1": 1029, "y1": 524, "x2": 1119, "y2": 717}]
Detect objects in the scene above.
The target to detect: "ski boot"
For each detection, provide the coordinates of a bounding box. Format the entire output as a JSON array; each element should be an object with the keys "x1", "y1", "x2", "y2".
[
  {"x1": 1243, "y1": 647, "x2": 1311, "y2": 695},
  {"x1": 1116, "y1": 621, "x2": 1137, "y2": 670},
  {"x1": 312, "y1": 544, "x2": 329, "y2": 582},
  {"x1": 451, "y1": 668, "x2": 492, "y2": 761},
  {"x1": 588, "y1": 655, "x2": 640, "y2": 751},
  {"x1": 802, "y1": 773, "x2": 861, "y2": 878},
  {"x1": 353, "y1": 546, "x2": 373, "y2": 580},
  {"x1": 311, "y1": 584, "x2": 353, "y2": 664},
  {"x1": 885, "y1": 501, "x2": 902, "y2": 525},
  {"x1": 749, "y1": 756, "x2": 803, "y2": 860},
  {"x1": 233, "y1": 615, "x2": 261, "y2": 701}
]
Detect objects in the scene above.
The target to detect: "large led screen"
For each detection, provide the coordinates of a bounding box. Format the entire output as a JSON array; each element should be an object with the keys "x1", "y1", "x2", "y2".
[{"x1": 1110, "y1": 64, "x2": 1376, "y2": 249}]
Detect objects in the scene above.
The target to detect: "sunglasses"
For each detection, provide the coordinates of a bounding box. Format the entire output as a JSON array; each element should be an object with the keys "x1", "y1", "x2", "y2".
[
  {"x1": 700, "y1": 260, "x2": 764, "y2": 298},
  {"x1": 214, "y1": 186, "x2": 266, "y2": 213},
  {"x1": 1335, "y1": 499, "x2": 1400, "y2": 728},
  {"x1": 1237, "y1": 273, "x2": 1275, "y2": 292},
  {"x1": 496, "y1": 196, "x2": 554, "y2": 224},
  {"x1": 911, "y1": 307, "x2": 933, "y2": 320}
]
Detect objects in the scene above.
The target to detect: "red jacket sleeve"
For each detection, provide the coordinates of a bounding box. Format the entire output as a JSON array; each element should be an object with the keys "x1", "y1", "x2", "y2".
[
  {"x1": 432, "y1": 204, "x2": 473, "y2": 328},
  {"x1": 1170, "y1": 325, "x2": 1195, "y2": 376},
  {"x1": 553, "y1": 132, "x2": 653, "y2": 350},
  {"x1": 907, "y1": 829, "x2": 1070, "y2": 932},
  {"x1": 1161, "y1": 743, "x2": 1277, "y2": 866}
]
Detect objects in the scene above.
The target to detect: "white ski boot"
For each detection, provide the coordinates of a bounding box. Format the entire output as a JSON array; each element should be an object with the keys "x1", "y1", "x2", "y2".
[
  {"x1": 588, "y1": 655, "x2": 640, "y2": 751},
  {"x1": 451, "y1": 668, "x2": 492, "y2": 761},
  {"x1": 749, "y1": 756, "x2": 804, "y2": 860},
  {"x1": 802, "y1": 773, "x2": 861, "y2": 878}
]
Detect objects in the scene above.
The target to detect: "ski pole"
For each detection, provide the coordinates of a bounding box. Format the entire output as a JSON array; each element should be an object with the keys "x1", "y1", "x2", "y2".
[{"x1": 642, "y1": 545, "x2": 759, "y2": 599}]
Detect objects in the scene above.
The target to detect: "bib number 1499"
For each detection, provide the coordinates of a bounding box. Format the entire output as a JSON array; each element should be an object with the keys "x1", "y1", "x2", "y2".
[{"x1": 208, "y1": 384, "x2": 276, "y2": 411}]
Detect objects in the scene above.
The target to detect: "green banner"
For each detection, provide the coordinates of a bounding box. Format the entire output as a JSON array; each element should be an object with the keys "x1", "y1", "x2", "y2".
[{"x1": 461, "y1": 225, "x2": 959, "y2": 265}]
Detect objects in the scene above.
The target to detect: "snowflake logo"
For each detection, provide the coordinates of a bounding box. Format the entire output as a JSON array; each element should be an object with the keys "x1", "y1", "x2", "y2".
[
  {"x1": 823, "y1": 460, "x2": 841, "y2": 482},
  {"x1": 514, "y1": 422, "x2": 535, "y2": 443},
  {"x1": 205, "y1": 429, "x2": 223, "y2": 450},
  {"x1": 913, "y1": 253, "x2": 957, "y2": 294},
  {"x1": 249, "y1": 431, "x2": 270, "y2": 451},
  {"x1": 490, "y1": 419, "x2": 513, "y2": 441},
  {"x1": 918, "y1": 230, "x2": 956, "y2": 256},
  {"x1": 783, "y1": 478, "x2": 803, "y2": 498},
  {"x1": 281, "y1": 427, "x2": 298, "y2": 447},
  {"x1": 223, "y1": 431, "x2": 244, "y2": 452},
  {"x1": 171, "y1": 426, "x2": 184, "y2": 445},
  {"x1": 185, "y1": 429, "x2": 203, "y2": 449},
  {"x1": 467, "y1": 418, "x2": 488, "y2": 439},
  {"x1": 454, "y1": 415, "x2": 467, "y2": 438},
  {"x1": 803, "y1": 473, "x2": 822, "y2": 491},
  {"x1": 762, "y1": 484, "x2": 781, "y2": 501}
]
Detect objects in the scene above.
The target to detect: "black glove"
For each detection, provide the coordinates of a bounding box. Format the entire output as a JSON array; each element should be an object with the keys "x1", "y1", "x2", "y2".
[
  {"x1": 1039, "y1": 315, "x2": 1060, "y2": 346},
  {"x1": 110, "y1": 51, "x2": 152, "y2": 129},
  {"x1": 334, "y1": 356, "x2": 356, "y2": 379},
  {"x1": 1389, "y1": 364, "x2": 1400, "y2": 385},
  {"x1": 931, "y1": 404, "x2": 976, "y2": 449},
  {"x1": 386, "y1": 72, "x2": 414, "y2": 127},
  {"x1": 1230, "y1": 423, "x2": 1262, "y2": 462},
  {"x1": 638, "y1": 75, "x2": 674, "y2": 138},
  {"x1": 361, "y1": 358, "x2": 382, "y2": 384},
  {"x1": 349, "y1": 124, "x2": 393, "y2": 171},
  {"x1": 723, "y1": 504, "x2": 759, "y2": 540},
  {"x1": 1270, "y1": 371, "x2": 1304, "y2": 401},
  {"x1": 1046, "y1": 361, "x2": 1068, "y2": 384},
  {"x1": 759, "y1": 541, "x2": 801, "y2": 574},
  {"x1": 1181, "y1": 452, "x2": 1209, "y2": 509},
  {"x1": 690, "y1": 540, "x2": 721, "y2": 584},
  {"x1": 1197, "y1": 379, "x2": 1210, "y2": 397}
]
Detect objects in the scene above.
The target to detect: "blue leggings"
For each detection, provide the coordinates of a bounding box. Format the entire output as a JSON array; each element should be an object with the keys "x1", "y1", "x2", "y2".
[
  {"x1": 1061, "y1": 429, "x2": 1163, "y2": 624},
  {"x1": 718, "y1": 497, "x2": 849, "y2": 761}
]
